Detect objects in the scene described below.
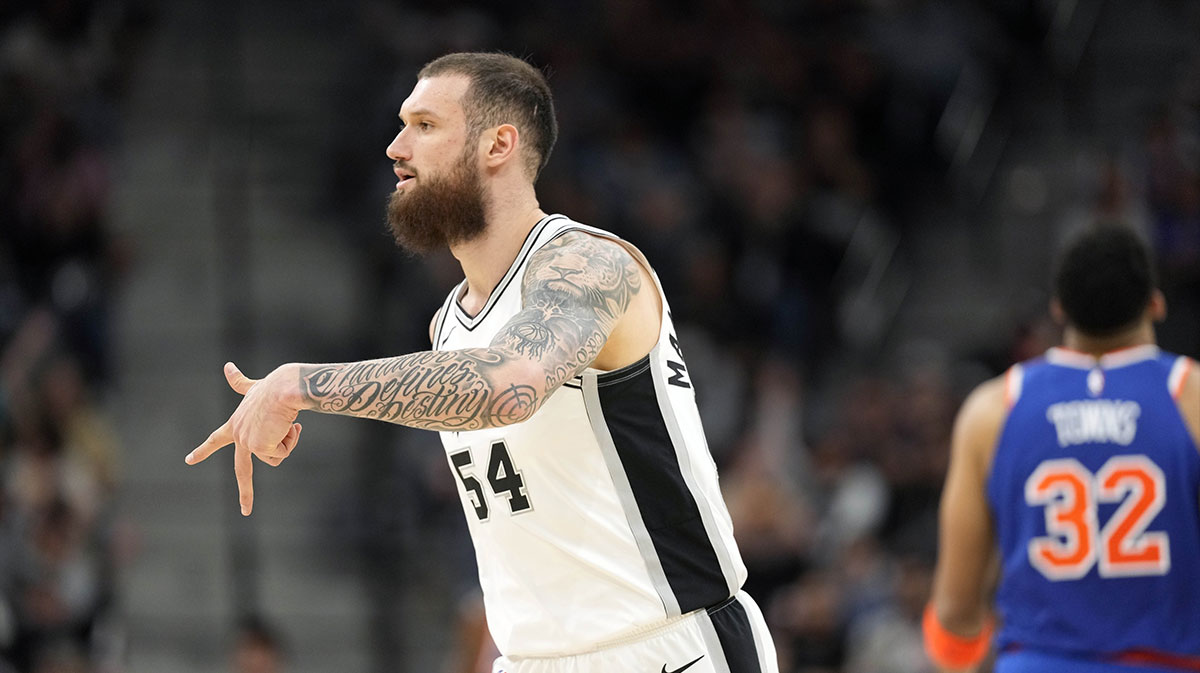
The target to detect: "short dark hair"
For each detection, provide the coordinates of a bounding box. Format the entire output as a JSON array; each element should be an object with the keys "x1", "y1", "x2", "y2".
[
  {"x1": 419, "y1": 52, "x2": 558, "y2": 180},
  {"x1": 1053, "y1": 223, "x2": 1157, "y2": 336}
]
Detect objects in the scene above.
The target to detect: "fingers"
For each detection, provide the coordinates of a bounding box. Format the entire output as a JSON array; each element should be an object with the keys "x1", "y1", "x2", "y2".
[
  {"x1": 256, "y1": 423, "x2": 302, "y2": 467},
  {"x1": 224, "y1": 361, "x2": 256, "y2": 395},
  {"x1": 186, "y1": 421, "x2": 233, "y2": 465},
  {"x1": 235, "y1": 445, "x2": 254, "y2": 516},
  {"x1": 282, "y1": 422, "x2": 302, "y2": 453}
]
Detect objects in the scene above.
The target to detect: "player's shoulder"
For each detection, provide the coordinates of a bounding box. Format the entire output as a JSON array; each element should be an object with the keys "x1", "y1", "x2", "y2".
[
  {"x1": 959, "y1": 373, "x2": 1009, "y2": 426},
  {"x1": 951, "y1": 372, "x2": 1011, "y2": 471},
  {"x1": 526, "y1": 228, "x2": 641, "y2": 281}
]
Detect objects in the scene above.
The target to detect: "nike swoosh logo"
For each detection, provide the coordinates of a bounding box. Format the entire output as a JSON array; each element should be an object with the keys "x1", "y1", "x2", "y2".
[
  {"x1": 438, "y1": 326, "x2": 457, "y2": 348},
  {"x1": 662, "y1": 655, "x2": 704, "y2": 673}
]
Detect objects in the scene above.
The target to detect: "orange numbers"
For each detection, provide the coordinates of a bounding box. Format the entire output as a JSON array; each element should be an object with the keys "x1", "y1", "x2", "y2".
[{"x1": 1025, "y1": 455, "x2": 1169, "y2": 580}]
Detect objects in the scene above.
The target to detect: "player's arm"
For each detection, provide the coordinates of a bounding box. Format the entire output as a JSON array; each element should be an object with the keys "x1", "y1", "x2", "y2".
[
  {"x1": 925, "y1": 375, "x2": 1007, "y2": 673},
  {"x1": 186, "y1": 231, "x2": 643, "y2": 514},
  {"x1": 290, "y1": 230, "x2": 640, "y2": 429}
]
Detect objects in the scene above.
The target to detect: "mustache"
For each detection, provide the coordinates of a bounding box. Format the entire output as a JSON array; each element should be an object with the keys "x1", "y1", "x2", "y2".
[{"x1": 394, "y1": 161, "x2": 417, "y2": 175}]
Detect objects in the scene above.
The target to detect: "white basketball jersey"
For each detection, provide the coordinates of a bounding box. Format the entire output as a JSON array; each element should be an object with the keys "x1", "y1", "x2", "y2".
[{"x1": 433, "y1": 214, "x2": 747, "y2": 657}]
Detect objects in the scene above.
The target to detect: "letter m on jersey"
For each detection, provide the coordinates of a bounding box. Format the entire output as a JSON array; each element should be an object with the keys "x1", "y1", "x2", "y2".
[{"x1": 667, "y1": 333, "x2": 691, "y2": 389}]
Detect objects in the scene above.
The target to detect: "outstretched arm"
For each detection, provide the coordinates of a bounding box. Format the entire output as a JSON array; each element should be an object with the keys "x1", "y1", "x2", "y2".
[
  {"x1": 295, "y1": 230, "x2": 642, "y2": 428},
  {"x1": 187, "y1": 231, "x2": 644, "y2": 514}
]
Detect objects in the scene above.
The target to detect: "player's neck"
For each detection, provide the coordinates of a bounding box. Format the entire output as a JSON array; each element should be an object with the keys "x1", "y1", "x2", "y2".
[
  {"x1": 450, "y1": 188, "x2": 545, "y2": 315},
  {"x1": 1061, "y1": 321, "x2": 1156, "y2": 359}
]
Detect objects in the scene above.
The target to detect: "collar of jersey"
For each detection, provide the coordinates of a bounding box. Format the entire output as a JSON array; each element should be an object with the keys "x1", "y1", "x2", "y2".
[
  {"x1": 452, "y1": 214, "x2": 564, "y2": 330},
  {"x1": 1045, "y1": 344, "x2": 1160, "y2": 370}
]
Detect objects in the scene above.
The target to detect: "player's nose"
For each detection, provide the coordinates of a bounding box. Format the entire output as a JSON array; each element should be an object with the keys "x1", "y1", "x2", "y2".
[{"x1": 386, "y1": 131, "x2": 410, "y2": 161}]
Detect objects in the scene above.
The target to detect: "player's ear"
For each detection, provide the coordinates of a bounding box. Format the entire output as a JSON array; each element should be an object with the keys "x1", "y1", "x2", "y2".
[
  {"x1": 1049, "y1": 297, "x2": 1066, "y2": 326},
  {"x1": 1149, "y1": 289, "x2": 1167, "y2": 323},
  {"x1": 484, "y1": 123, "x2": 519, "y2": 169}
]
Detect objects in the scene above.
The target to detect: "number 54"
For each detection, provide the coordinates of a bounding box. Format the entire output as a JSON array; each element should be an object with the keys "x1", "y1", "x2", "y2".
[{"x1": 449, "y1": 441, "x2": 532, "y2": 521}]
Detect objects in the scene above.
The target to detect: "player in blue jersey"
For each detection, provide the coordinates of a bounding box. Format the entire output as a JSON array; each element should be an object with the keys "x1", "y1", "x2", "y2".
[{"x1": 925, "y1": 223, "x2": 1200, "y2": 673}]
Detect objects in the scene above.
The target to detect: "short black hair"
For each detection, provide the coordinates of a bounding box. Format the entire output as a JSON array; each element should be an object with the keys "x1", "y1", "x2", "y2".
[
  {"x1": 419, "y1": 52, "x2": 558, "y2": 180},
  {"x1": 1053, "y1": 223, "x2": 1157, "y2": 336}
]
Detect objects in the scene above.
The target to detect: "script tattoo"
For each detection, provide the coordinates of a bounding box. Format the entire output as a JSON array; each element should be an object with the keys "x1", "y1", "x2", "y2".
[
  {"x1": 296, "y1": 232, "x2": 642, "y2": 431},
  {"x1": 494, "y1": 231, "x2": 643, "y2": 391},
  {"x1": 299, "y1": 350, "x2": 535, "y2": 430}
]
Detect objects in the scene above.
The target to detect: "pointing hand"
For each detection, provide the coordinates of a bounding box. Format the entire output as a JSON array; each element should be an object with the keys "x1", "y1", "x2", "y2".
[{"x1": 186, "y1": 362, "x2": 303, "y2": 515}]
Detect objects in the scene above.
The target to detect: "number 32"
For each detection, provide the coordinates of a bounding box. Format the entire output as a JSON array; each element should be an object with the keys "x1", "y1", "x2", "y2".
[{"x1": 1025, "y1": 455, "x2": 1169, "y2": 580}]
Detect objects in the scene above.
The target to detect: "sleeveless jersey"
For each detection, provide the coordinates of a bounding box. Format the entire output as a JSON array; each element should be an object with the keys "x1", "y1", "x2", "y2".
[
  {"x1": 987, "y1": 345, "x2": 1200, "y2": 661},
  {"x1": 432, "y1": 214, "x2": 747, "y2": 658}
]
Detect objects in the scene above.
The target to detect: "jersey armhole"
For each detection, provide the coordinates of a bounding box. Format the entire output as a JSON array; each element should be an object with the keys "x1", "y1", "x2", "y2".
[
  {"x1": 1168, "y1": 356, "x2": 1192, "y2": 400},
  {"x1": 1004, "y1": 364, "x2": 1024, "y2": 410},
  {"x1": 429, "y1": 307, "x2": 443, "y2": 346}
]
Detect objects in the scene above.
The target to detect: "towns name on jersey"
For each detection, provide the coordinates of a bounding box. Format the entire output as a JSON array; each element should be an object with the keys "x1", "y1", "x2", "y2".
[{"x1": 1045, "y1": 399, "x2": 1141, "y2": 447}]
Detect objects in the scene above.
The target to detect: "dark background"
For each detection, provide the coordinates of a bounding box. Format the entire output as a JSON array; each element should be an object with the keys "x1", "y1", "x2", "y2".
[{"x1": 0, "y1": 0, "x2": 1196, "y2": 671}]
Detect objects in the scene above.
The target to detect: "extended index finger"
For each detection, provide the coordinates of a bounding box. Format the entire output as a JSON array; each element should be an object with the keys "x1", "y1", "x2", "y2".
[
  {"x1": 186, "y1": 421, "x2": 233, "y2": 465},
  {"x1": 235, "y1": 445, "x2": 254, "y2": 516}
]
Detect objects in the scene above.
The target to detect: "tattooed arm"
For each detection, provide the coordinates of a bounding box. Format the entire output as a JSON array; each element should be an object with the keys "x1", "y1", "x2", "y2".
[
  {"x1": 296, "y1": 231, "x2": 643, "y2": 430},
  {"x1": 186, "y1": 232, "x2": 646, "y2": 514}
]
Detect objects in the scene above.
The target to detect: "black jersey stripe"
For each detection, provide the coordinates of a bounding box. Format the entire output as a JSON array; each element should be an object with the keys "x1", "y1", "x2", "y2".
[
  {"x1": 594, "y1": 355, "x2": 729, "y2": 614},
  {"x1": 453, "y1": 214, "x2": 565, "y2": 330},
  {"x1": 707, "y1": 596, "x2": 766, "y2": 673},
  {"x1": 582, "y1": 372, "x2": 679, "y2": 616},
  {"x1": 648, "y1": 347, "x2": 742, "y2": 596}
]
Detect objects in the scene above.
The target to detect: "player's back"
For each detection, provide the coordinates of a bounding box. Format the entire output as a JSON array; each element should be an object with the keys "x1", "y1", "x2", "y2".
[{"x1": 987, "y1": 346, "x2": 1200, "y2": 665}]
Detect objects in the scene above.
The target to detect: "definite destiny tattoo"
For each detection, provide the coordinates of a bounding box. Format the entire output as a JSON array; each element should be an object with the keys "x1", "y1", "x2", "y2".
[{"x1": 297, "y1": 231, "x2": 642, "y2": 431}]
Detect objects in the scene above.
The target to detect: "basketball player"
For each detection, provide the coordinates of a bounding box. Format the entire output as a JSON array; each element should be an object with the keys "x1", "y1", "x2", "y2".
[
  {"x1": 924, "y1": 223, "x2": 1200, "y2": 673},
  {"x1": 186, "y1": 53, "x2": 779, "y2": 673}
]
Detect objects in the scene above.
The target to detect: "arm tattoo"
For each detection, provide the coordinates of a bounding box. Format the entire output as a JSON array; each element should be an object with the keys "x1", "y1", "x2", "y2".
[
  {"x1": 296, "y1": 232, "x2": 643, "y2": 431},
  {"x1": 496, "y1": 231, "x2": 643, "y2": 390},
  {"x1": 298, "y1": 350, "x2": 537, "y2": 431}
]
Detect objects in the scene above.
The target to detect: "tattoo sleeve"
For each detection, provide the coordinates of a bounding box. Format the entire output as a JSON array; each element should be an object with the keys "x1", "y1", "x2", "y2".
[{"x1": 297, "y1": 232, "x2": 643, "y2": 431}]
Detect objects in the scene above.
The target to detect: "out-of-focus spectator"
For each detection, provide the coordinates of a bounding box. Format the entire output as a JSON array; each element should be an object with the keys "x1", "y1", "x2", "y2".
[
  {"x1": 1, "y1": 1, "x2": 147, "y2": 670},
  {"x1": 231, "y1": 616, "x2": 287, "y2": 673}
]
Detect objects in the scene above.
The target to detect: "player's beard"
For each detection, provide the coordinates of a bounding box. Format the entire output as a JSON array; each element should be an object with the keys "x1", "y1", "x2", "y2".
[{"x1": 386, "y1": 152, "x2": 488, "y2": 254}]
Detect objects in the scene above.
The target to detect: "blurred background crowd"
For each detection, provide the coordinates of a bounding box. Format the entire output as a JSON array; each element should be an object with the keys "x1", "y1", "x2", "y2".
[{"x1": 0, "y1": 0, "x2": 1196, "y2": 672}]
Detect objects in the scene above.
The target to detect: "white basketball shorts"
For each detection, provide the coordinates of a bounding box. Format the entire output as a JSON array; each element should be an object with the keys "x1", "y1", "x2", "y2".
[{"x1": 492, "y1": 591, "x2": 778, "y2": 673}]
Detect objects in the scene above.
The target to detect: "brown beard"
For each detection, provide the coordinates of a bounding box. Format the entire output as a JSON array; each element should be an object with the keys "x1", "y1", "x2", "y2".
[{"x1": 386, "y1": 153, "x2": 487, "y2": 254}]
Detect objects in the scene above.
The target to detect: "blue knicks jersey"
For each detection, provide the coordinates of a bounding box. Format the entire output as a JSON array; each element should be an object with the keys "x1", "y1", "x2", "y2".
[{"x1": 987, "y1": 346, "x2": 1200, "y2": 660}]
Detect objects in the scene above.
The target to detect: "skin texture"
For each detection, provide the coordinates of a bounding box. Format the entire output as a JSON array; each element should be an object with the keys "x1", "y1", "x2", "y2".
[
  {"x1": 927, "y1": 303, "x2": 1200, "y2": 673},
  {"x1": 187, "y1": 72, "x2": 661, "y2": 516}
]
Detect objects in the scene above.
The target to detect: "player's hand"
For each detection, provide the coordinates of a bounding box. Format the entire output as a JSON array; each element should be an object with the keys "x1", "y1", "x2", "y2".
[{"x1": 185, "y1": 361, "x2": 304, "y2": 516}]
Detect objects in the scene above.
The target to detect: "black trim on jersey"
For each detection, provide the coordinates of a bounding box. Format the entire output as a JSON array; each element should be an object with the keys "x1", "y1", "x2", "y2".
[
  {"x1": 453, "y1": 215, "x2": 564, "y2": 331},
  {"x1": 596, "y1": 361, "x2": 728, "y2": 614},
  {"x1": 432, "y1": 297, "x2": 455, "y2": 350},
  {"x1": 709, "y1": 598, "x2": 763, "y2": 673},
  {"x1": 596, "y1": 356, "x2": 652, "y2": 387}
]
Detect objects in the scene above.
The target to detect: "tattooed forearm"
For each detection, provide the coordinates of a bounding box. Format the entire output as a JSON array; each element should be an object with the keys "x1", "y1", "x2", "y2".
[{"x1": 298, "y1": 350, "x2": 537, "y2": 431}]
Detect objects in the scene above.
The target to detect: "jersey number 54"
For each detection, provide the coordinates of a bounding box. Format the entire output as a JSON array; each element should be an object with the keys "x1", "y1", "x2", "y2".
[{"x1": 450, "y1": 441, "x2": 532, "y2": 521}]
